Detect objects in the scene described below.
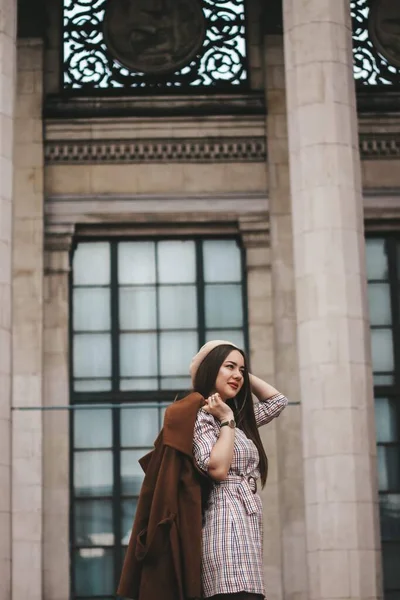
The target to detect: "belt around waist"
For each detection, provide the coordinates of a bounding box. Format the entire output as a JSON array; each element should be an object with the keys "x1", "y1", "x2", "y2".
[{"x1": 217, "y1": 475, "x2": 257, "y2": 493}]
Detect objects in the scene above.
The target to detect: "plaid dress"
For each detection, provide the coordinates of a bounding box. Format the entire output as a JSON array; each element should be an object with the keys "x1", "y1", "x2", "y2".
[{"x1": 192, "y1": 393, "x2": 288, "y2": 598}]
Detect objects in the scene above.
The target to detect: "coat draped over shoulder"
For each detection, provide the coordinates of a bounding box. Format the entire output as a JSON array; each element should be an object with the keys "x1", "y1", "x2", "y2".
[{"x1": 117, "y1": 392, "x2": 210, "y2": 600}]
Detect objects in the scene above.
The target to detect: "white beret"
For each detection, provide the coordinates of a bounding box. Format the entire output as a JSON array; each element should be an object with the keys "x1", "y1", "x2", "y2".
[{"x1": 190, "y1": 339, "x2": 239, "y2": 386}]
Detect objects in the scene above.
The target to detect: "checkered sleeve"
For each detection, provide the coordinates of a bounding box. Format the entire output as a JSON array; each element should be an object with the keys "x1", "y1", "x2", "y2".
[
  {"x1": 253, "y1": 393, "x2": 288, "y2": 427},
  {"x1": 192, "y1": 409, "x2": 219, "y2": 473}
]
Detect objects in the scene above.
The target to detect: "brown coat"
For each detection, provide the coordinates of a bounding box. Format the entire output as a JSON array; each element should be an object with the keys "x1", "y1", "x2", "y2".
[{"x1": 117, "y1": 392, "x2": 210, "y2": 600}]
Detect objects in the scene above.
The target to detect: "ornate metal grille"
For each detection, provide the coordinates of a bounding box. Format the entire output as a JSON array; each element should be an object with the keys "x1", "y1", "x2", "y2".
[
  {"x1": 352, "y1": 0, "x2": 400, "y2": 85},
  {"x1": 63, "y1": 0, "x2": 248, "y2": 90}
]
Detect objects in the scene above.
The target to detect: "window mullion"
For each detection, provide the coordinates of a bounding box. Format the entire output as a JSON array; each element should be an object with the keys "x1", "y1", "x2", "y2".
[
  {"x1": 69, "y1": 399, "x2": 77, "y2": 599},
  {"x1": 240, "y1": 241, "x2": 250, "y2": 357},
  {"x1": 69, "y1": 247, "x2": 77, "y2": 599},
  {"x1": 386, "y1": 237, "x2": 400, "y2": 386},
  {"x1": 110, "y1": 243, "x2": 122, "y2": 587},
  {"x1": 155, "y1": 241, "x2": 161, "y2": 389},
  {"x1": 196, "y1": 239, "x2": 205, "y2": 348},
  {"x1": 110, "y1": 243, "x2": 120, "y2": 391},
  {"x1": 112, "y1": 406, "x2": 122, "y2": 591}
]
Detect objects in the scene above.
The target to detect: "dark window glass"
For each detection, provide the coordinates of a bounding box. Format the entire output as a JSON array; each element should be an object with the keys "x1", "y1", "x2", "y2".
[
  {"x1": 380, "y1": 495, "x2": 400, "y2": 541},
  {"x1": 74, "y1": 548, "x2": 114, "y2": 596},
  {"x1": 74, "y1": 500, "x2": 114, "y2": 547}
]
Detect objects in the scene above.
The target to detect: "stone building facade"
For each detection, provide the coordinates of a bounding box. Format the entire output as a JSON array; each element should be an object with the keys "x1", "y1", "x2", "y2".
[{"x1": 1, "y1": 0, "x2": 400, "y2": 599}]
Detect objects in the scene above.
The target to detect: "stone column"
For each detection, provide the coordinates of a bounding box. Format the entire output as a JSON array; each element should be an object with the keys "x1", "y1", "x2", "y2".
[
  {"x1": 282, "y1": 2, "x2": 382, "y2": 599},
  {"x1": 43, "y1": 228, "x2": 73, "y2": 600},
  {"x1": 0, "y1": 1, "x2": 17, "y2": 599},
  {"x1": 264, "y1": 33, "x2": 308, "y2": 600},
  {"x1": 12, "y1": 38, "x2": 44, "y2": 600}
]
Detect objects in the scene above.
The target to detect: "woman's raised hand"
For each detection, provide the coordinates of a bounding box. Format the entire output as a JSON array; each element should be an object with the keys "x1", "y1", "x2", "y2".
[{"x1": 203, "y1": 393, "x2": 234, "y2": 422}]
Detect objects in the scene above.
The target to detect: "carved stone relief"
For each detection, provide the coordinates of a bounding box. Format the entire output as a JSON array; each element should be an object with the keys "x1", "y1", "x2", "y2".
[
  {"x1": 369, "y1": 0, "x2": 400, "y2": 68},
  {"x1": 103, "y1": 0, "x2": 206, "y2": 74}
]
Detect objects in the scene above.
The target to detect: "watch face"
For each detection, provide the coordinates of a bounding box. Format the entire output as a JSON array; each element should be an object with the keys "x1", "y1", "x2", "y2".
[{"x1": 228, "y1": 419, "x2": 236, "y2": 429}]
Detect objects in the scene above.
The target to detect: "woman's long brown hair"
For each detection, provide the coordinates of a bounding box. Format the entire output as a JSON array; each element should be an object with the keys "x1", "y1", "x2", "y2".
[{"x1": 193, "y1": 344, "x2": 268, "y2": 487}]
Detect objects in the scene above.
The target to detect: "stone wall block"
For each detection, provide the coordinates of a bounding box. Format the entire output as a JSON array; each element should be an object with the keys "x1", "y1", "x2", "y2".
[
  {"x1": 0, "y1": 374, "x2": 10, "y2": 417},
  {"x1": 0, "y1": 463, "x2": 10, "y2": 511},
  {"x1": 349, "y1": 550, "x2": 383, "y2": 599},
  {"x1": 0, "y1": 239, "x2": 11, "y2": 283},
  {"x1": 303, "y1": 408, "x2": 355, "y2": 458},
  {"x1": 0, "y1": 113, "x2": 12, "y2": 158},
  {"x1": 0, "y1": 157, "x2": 12, "y2": 200},
  {"x1": 0, "y1": 277, "x2": 11, "y2": 328},
  {"x1": 0, "y1": 196, "x2": 11, "y2": 243},
  {"x1": 307, "y1": 550, "x2": 321, "y2": 600},
  {"x1": 0, "y1": 415, "x2": 10, "y2": 467},
  {"x1": 319, "y1": 549, "x2": 351, "y2": 598},
  {"x1": 12, "y1": 541, "x2": 41, "y2": 600}
]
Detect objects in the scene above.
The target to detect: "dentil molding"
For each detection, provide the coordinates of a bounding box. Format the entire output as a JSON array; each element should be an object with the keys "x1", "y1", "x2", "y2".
[{"x1": 44, "y1": 133, "x2": 400, "y2": 165}]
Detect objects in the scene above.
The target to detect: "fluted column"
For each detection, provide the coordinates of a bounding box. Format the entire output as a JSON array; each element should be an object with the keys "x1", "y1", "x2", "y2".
[{"x1": 283, "y1": 1, "x2": 382, "y2": 599}]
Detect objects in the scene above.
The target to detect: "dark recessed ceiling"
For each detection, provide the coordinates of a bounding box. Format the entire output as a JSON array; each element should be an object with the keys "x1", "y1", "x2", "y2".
[{"x1": 17, "y1": 0, "x2": 46, "y2": 38}]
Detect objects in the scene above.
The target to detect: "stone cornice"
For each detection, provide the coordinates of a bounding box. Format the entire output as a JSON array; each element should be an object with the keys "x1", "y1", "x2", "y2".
[
  {"x1": 44, "y1": 192, "x2": 269, "y2": 232},
  {"x1": 44, "y1": 133, "x2": 400, "y2": 165},
  {"x1": 44, "y1": 93, "x2": 266, "y2": 119},
  {"x1": 363, "y1": 188, "x2": 400, "y2": 223}
]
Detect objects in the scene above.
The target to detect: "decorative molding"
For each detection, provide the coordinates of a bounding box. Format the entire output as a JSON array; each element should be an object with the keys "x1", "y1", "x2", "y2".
[
  {"x1": 45, "y1": 133, "x2": 400, "y2": 165},
  {"x1": 363, "y1": 187, "x2": 400, "y2": 222},
  {"x1": 44, "y1": 192, "x2": 269, "y2": 224},
  {"x1": 45, "y1": 136, "x2": 267, "y2": 164},
  {"x1": 44, "y1": 225, "x2": 75, "y2": 273},
  {"x1": 360, "y1": 133, "x2": 400, "y2": 159},
  {"x1": 238, "y1": 215, "x2": 270, "y2": 248}
]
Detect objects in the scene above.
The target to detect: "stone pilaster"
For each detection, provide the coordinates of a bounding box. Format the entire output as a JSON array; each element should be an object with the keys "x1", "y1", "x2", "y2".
[
  {"x1": 43, "y1": 228, "x2": 73, "y2": 600},
  {"x1": 264, "y1": 33, "x2": 308, "y2": 600},
  {"x1": 283, "y1": 2, "x2": 382, "y2": 599},
  {"x1": 239, "y1": 216, "x2": 283, "y2": 600},
  {"x1": 0, "y1": 1, "x2": 16, "y2": 598},
  {"x1": 11, "y1": 38, "x2": 44, "y2": 600}
]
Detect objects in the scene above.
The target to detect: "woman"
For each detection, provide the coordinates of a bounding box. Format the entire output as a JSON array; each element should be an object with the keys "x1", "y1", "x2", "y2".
[{"x1": 190, "y1": 340, "x2": 288, "y2": 600}]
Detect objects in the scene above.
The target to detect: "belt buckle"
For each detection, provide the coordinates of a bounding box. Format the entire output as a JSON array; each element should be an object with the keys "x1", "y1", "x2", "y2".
[{"x1": 247, "y1": 475, "x2": 257, "y2": 493}]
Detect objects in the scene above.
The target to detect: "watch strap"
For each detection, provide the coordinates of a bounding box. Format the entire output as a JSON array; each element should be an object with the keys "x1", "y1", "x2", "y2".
[{"x1": 220, "y1": 419, "x2": 236, "y2": 429}]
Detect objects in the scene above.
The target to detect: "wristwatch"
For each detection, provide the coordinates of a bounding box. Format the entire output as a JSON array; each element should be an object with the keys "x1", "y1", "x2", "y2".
[{"x1": 220, "y1": 419, "x2": 236, "y2": 429}]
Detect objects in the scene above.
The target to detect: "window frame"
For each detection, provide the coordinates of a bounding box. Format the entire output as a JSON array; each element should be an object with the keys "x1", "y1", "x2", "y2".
[
  {"x1": 366, "y1": 232, "x2": 400, "y2": 599},
  {"x1": 68, "y1": 234, "x2": 249, "y2": 598}
]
